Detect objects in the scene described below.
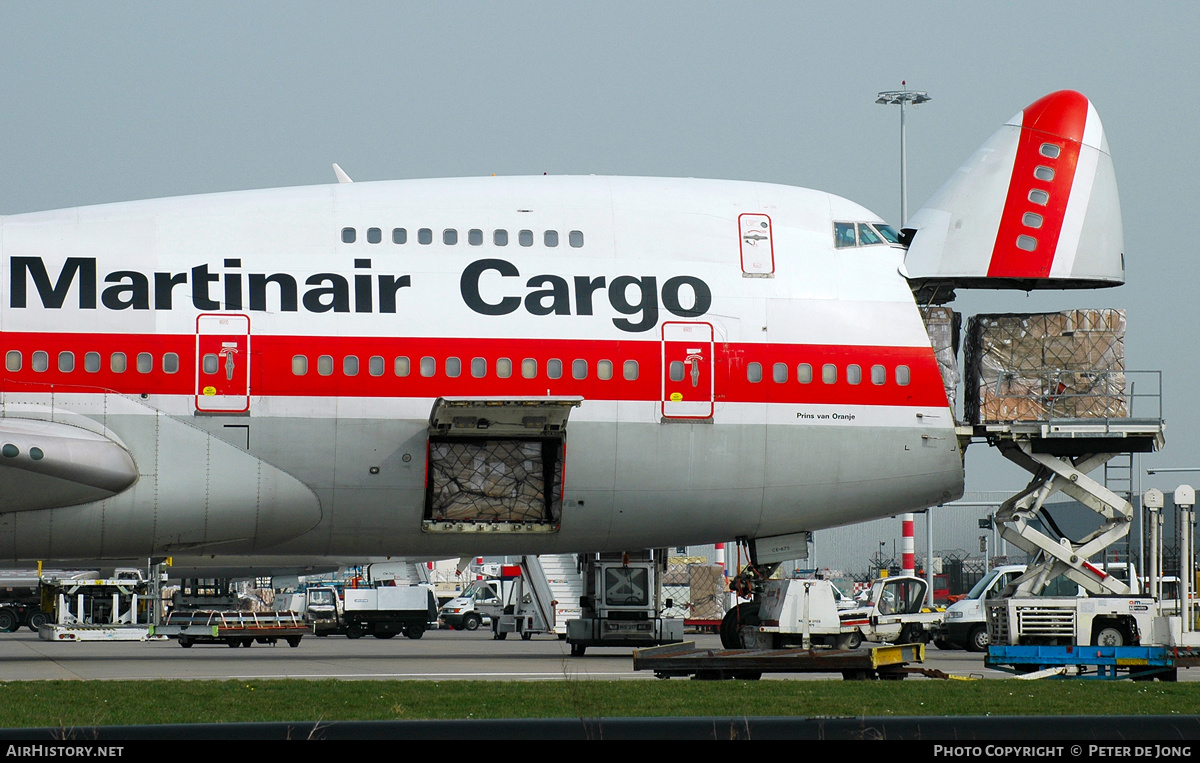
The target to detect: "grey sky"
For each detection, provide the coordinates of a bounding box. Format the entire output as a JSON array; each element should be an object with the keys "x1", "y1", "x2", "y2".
[{"x1": 1, "y1": 2, "x2": 1197, "y2": 496}]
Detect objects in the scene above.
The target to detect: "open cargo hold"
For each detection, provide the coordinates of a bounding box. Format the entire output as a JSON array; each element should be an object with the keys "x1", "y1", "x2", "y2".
[
  {"x1": 920, "y1": 305, "x2": 961, "y2": 419},
  {"x1": 964, "y1": 309, "x2": 1126, "y2": 424},
  {"x1": 423, "y1": 397, "x2": 579, "y2": 532}
]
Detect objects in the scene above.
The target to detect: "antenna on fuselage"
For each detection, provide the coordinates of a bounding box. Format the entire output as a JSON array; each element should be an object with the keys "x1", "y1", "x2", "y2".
[{"x1": 332, "y1": 163, "x2": 353, "y2": 183}]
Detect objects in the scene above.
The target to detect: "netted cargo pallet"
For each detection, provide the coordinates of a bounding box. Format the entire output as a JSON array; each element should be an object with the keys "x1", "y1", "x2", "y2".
[
  {"x1": 426, "y1": 438, "x2": 562, "y2": 524},
  {"x1": 965, "y1": 309, "x2": 1126, "y2": 424}
]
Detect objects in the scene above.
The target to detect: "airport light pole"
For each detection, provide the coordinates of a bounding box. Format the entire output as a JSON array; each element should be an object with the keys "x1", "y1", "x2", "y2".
[{"x1": 875, "y1": 83, "x2": 931, "y2": 226}]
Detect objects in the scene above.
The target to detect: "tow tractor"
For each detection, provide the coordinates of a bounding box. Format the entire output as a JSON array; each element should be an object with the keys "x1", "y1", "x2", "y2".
[
  {"x1": 566, "y1": 549, "x2": 684, "y2": 656},
  {"x1": 738, "y1": 575, "x2": 941, "y2": 651}
]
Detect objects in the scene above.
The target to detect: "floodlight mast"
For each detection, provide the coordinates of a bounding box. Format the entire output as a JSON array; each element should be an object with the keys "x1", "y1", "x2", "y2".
[{"x1": 875, "y1": 83, "x2": 931, "y2": 226}]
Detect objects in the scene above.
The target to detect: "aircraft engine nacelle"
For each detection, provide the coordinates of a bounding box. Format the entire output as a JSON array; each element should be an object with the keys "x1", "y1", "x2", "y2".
[{"x1": 903, "y1": 90, "x2": 1123, "y2": 293}]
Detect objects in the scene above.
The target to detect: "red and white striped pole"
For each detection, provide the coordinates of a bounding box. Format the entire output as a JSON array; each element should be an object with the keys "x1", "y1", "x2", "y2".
[{"x1": 901, "y1": 514, "x2": 915, "y2": 576}]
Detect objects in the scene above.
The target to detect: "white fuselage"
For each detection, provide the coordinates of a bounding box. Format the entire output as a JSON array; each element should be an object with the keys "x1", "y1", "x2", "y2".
[{"x1": 0, "y1": 175, "x2": 964, "y2": 562}]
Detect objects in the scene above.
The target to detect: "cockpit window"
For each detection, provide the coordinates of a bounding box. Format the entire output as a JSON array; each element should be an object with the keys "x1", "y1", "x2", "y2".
[
  {"x1": 874, "y1": 223, "x2": 901, "y2": 244},
  {"x1": 836, "y1": 221, "x2": 901, "y2": 248},
  {"x1": 857, "y1": 223, "x2": 883, "y2": 246},
  {"x1": 834, "y1": 222, "x2": 856, "y2": 248}
]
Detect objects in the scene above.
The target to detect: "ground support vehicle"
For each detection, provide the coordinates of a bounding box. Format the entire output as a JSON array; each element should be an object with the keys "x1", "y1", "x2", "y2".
[
  {"x1": 439, "y1": 579, "x2": 504, "y2": 631},
  {"x1": 632, "y1": 640, "x2": 925, "y2": 681},
  {"x1": 743, "y1": 575, "x2": 941, "y2": 651},
  {"x1": 311, "y1": 584, "x2": 437, "y2": 639},
  {"x1": 0, "y1": 571, "x2": 96, "y2": 633},
  {"x1": 936, "y1": 565, "x2": 1027, "y2": 652},
  {"x1": 151, "y1": 610, "x2": 307, "y2": 647},
  {"x1": 566, "y1": 550, "x2": 684, "y2": 656},
  {"x1": 493, "y1": 557, "x2": 557, "y2": 641},
  {"x1": 985, "y1": 644, "x2": 1200, "y2": 681},
  {"x1": 39, "y1": 572, "x2": 155, "y2": 641}
]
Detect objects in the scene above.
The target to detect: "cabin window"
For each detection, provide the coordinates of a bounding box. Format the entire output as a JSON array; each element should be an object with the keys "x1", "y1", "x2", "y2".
[
  {"x1": 623, "y1": 360, "x2": 639, "y2": 380},
  {"x1": 847, "y1": 364, "x2": 862, "y2": 385},
  {"x1": 202, "y1": 353, "x2": 219, "y2": 374},
  {"x1": 1040, "y1": 143, "x2": 1061, "y2": 158},
  {"x1": 394, "y1": 356, "x2": 411, "y2": 377},
  {"x1": 471, "y1": 357, "x2": 487, "y2": 378},
  {"x1": 669, "y1": 361, "x2": 685, "y2": 382},
  {"x1": 5, "y1": 351, "x2": 20, "y2": 372},
  {"x1": 597, "y1": 359, "x2": 613, "y2": 380},
  {"x1": 772, "y1": 363, "x2": 788, "y2": 383},
  {"x1": 519, "y1": 229, "x2": 534, "y2": 247},
  {"x1": 136, "y1": 353, "x2": 152, "y2": 374},
  {"x1": 31, "y1": 351, "x2": 48, "y2": 372},
  {"x1": 317, "y1": 355, "x2": 334, "y2": 376},
  {"x1": 544, "y1": 230, "x2": 559, "y2": 247},
  {"x1": 369, "y1": 356, "x2": 385, "y2": 376},
  {"x1": 444, "y1": 229, "x2": 458, "y2": 245},
  {"x1": 367, "y1": 227, "x2": 382, "y2": 244},
  {"x1": 341, "y1": 227, "x2": 356, "y2": 244},
  {"x1": 569, "y1": 230, "x2": 584, "y2": 248},
  {"x1": 496, "y1": 358, "x2": 512, "y2": 378},
  {"x1": 163, "y1": 353, "x2": 180, "y2": 374},
  {"x1": 418, "y1": 228, "x2": 433, "y2": 245},
  {"x1": 84, "y1": 352, "x2": 100, "y2": 373},
  {"x1": 871, "y1": 364, "x2": 886, "y2": 385},
  {"x1": 1028, "y1": 189, "x2": 1049, "y2": 206},
  {"x1": 494, "y1": 229, "x2": 509, "y2": 246},
  {"x1": 747, "y1": 362, "x2": 762, "y2": 383},
  {"x1": 420, "y1": 356, "x2": 435, "y2": 377},
  {"x1": 343, "y1": 356, "x2": 359, "y2": 376},
  {"x1": 896, "y1": 365, "x2": 911, "y2": 386},
  {"x1": 1022, "y1": 212, "x2": 1044, "y2": 229},
  {"x1": 1016, "y1": 235, "x2": 1038, "y2": 251},
  {"x1": 1034, "y1": 166, "x2": 1055, "y2": 181},
  {"x1": 572, "y1": 359, "x2": 588, "y2": 379},
  {"x1": 58, "y1": 352, "x2": 74, "y2": 373},
  {"x1": 522, "y1": 358, "x2": 537, "y2": 378},
  {"x1": 392, "y1": 228, "x2": 407, "y2": 244},
  {"x1": 468, "y1": 229, "x2": 483, "y2": 246},
  {"x1": 796, "y1": 363, "x2": 813, "y2": 384},
  {"x1": 292, "y1": 355, "x2": 308, "y2": 375},
  {"x1": 547, "y1": 359, "x2": 563, "y2": 379},
  {"x1": 111, "y1": 352, "x2": 127, "y2": 373},
  {"x1": 445, "y1": 357, "x2": 461, "y2": 378},
  {"x1": 822, "y1": 364, "x2": 837, "y2": 384}
]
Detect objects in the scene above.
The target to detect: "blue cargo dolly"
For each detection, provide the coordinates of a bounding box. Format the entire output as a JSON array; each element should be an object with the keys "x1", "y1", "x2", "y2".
[{"x1": 986, "y1": 645, "x2": 1200, "y2": 680}]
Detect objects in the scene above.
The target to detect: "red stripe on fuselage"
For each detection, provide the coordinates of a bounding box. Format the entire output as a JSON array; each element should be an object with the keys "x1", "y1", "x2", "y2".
[
  {"x1": 987, "y1": 90, "x2": 1088, "y2": 279},
  {"x1": 0, "y1": 332, "x2": 949, "y2": 408}
]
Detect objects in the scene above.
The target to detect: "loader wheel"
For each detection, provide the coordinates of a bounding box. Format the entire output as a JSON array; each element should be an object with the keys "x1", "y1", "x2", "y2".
[
  {"x1": 966, "y1": 625, "x2": 989, "y2": 653},
  {"x1": 1093, "y1": 622, "x2": 1129, "y2": 647},
  {"x1": 719, "y1": 602, "x2": 760, "y2": 649}
]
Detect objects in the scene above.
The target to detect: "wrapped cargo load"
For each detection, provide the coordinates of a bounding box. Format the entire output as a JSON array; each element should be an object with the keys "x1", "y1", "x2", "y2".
[
  {"x1": 426, "y1": 438, "x2": 562, "y2": 524},
  {"x1": 964, "y1": 309, "x2": 1126, "y2": 424},
  {"x1": 920, "y1": 305, "x2": 961, "y2": 419}
]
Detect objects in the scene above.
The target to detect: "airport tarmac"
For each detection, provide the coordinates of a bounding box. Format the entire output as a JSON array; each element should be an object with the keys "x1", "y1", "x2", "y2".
[{"x1": 3, "y1": 628, "x2": 1184, "y2": 682}]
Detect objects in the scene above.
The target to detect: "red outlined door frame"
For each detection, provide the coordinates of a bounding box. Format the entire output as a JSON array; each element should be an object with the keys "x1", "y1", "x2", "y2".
[
  {"x1": 195, "y1": 314, "x2": 250, "y2": 413},
  {"x1": 661, "y1": 321, "x2": 714, "y2": 419}
]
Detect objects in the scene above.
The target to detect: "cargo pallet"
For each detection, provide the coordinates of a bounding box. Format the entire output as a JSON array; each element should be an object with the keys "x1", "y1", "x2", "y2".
[
  {"x1": 986, "y1": 644, "x2": 1200, "y2": 680},
  {"x1": 632, "y1": 641, "x2": 925, "y2": 681},
  {"x1": 151, "y1": 610, "x2": 308, "y2": 648}
]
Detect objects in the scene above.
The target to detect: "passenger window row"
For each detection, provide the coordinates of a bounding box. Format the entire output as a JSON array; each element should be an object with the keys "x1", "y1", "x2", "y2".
[
  {"x1": 5, "y1": 350, "x2": 179, "y2": 375},
  {"x1": 341, "y1": 227, "x2": 584, "y2": 248},
  {"x1": 743, "y1": 361, "x2": 911, "y2": 386},
  {"x1": 291, "y1": 354, "x2": 639, "y2": 381}
]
